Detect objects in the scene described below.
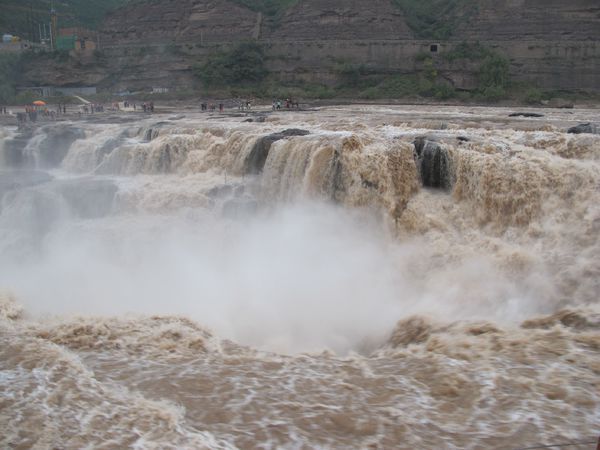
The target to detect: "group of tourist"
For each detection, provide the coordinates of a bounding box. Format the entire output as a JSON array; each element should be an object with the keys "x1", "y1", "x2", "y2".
[
  {"x1": 141, "y1": 102, "x2": 154, "y2": 112},
  {"x1": 201, "y1": 102, "x2": 224, "y2": 112},
  {"x1": 196, "y1": 98, "x2": 302, "y2": 113},
  {"x1": 81, "y1": 104, "x2": 105, "y2": 114},
  {"x1": 273, "y1": 98, "x2": 299, "y2": 110},
  {"x1": 200, "y1": 101, "x2": 252, "y2": 112}
]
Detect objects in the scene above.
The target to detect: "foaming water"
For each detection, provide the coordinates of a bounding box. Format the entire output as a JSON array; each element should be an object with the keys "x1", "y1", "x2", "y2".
[
  {"x1": 1, "y1": 200, "x2": 553, "y2": 355},
  {"x1": 1, "y1": 105, "x2": 599, "y2": 449}
]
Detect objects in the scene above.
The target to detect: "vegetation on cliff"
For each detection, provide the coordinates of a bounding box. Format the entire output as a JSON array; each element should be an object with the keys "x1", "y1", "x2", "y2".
[
  {"x1": 190, "y1": 41, "x2": 515, "y2": 103},
  {"x1": 194, "y1": 42, "x2": 268, "y2": 86},
  {"x1": 391, "y1": 0, "x2": 477, "y2": 40},
  {"x1": 230, "y1": 0, "x2": 299, "y2": 17},
  {"x1": 445, "y1": 42, "x2": 511, "y2": 100},
  {"x1": 1, "y1": 0, "x2": 128, "y2": 37}
]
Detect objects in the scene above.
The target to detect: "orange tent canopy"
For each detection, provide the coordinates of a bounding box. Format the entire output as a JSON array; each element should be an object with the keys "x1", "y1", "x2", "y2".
[{"x1": 32, "y1": 100, "x2": 46, "y2": 106}]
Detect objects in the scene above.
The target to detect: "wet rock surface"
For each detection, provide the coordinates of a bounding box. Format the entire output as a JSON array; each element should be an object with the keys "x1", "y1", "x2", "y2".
[
  {"x1": 35, "y1": 126, "x2": 85, "y2": 168},
  {"x1": 567, "y1": 123, "x2": 599, "y2": 135},
  {"x1": 2, "y1": 132, "x2": 33, "y2": 168},
  {"x1": 53, "y1": 179, "x2": 118, "y2": 219},
  {"x1": 0, "y1": 170, "x2": 53, "y2": 195},
  {"x1": 413, "y1": 137, "x2": 453, "y2": 190},
  {"x1": 509, "y1": 112, "x2": 545, "y2": 118},
  {"x1": 244, "y1": 129, "x2": 310, "y2": 175}
]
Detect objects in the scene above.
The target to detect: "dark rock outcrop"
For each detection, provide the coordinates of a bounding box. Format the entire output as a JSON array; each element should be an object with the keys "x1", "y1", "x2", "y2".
[
  {"x1": 2, "y1": 131, "x2": 33, "y2": 167},
  {"x1": 413, "y1": 137, "x2": 452, "y2": 190},
  {"x1": 244, "y1": 129, "x2": 309, "y2": 175},
  {"x1": 243, "y1": 116, "x2": 267, "y2": 123},
  {"x1": 0, "y1": 170, "x2": 53, "y2": 205},
  {"x1": 156, "y1": 144, "x2": 171, "y2": 173},
  {"x1": 509, "y1": 112, "x2": 545, "y2": 118},
  {"x1": 55, "y1": 179, "x2": 118, "y2": 219},
  {"x1": 567, "y1": 123, "x2": 599, "y2": 135},
  {"x1": 35, "y1": 126, "x2": 85, "y2": 168},
  {"x1": 142, "y1": 122, "x2": 169, "y2": 142},
  {"x1": 95, "y1": 137, "x2": 123, "y2": 165}
]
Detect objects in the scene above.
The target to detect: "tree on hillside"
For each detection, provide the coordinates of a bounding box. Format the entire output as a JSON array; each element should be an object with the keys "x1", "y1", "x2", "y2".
[{"x1": 195, "y1": 42, "x2": 268, "y2": 86}]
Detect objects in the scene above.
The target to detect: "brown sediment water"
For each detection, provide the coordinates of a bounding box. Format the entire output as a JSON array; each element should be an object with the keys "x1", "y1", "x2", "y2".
[{"x1": 0, "y1": 105, "x2": 599, "y2": 449}]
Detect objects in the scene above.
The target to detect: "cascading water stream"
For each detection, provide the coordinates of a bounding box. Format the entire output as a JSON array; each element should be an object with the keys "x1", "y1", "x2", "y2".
[{"x1": 0, "y1": 105, "x2": 598, "y2": 449}]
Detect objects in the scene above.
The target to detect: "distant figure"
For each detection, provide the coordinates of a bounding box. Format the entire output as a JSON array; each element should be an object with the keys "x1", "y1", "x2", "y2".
[
  {"x1": 219, "y1": 103, "x2": 224, "y2": 112},
  {"x1": 276, "y1": 100, "x2": 281, "y2": 110},
  {"x1": 149, "y1": 101, "x2": 154, "y2": 112}
]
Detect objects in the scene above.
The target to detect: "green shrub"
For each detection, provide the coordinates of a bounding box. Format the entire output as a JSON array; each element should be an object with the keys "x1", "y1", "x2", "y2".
[
  {"x1": 358, "y1": 86, "x2": 380, "y2": 100},
  {"x1": 335, "y1": 63, "x2": 370, "y2": 88},
  {"x1": 433, "y1": 83, "x2": 456, "y2": 100},
  {"x1": 478, "y1": 86, "x2": 506, "y2": 102},
  {"x1": 303, "y1": 84, "x2": 336, "y2": 99},
  {"x1": 414, "y1": 52, "x2": 432, "y2": 62},
  {"x1": 445, "y1": 42, "x2": 491, "y2": 62},
  {"x1": 195, "y1": 42, "x2": 268, "y2": 87},
  {"x1": 524, "y1": 88, "x2": 544, "y2": 104},
  {"x1": 356, "y1": 74, "x2": 459, "y2": 100},
  {"x1": 422, "y1": 57, "x2": 438, "y2": 81},
  {"x1": 444, "y1": 42, "x2": 511, "y2": 100},
  {"x1": 478, "y1": 53, "x2": 510, "y2": 89}
]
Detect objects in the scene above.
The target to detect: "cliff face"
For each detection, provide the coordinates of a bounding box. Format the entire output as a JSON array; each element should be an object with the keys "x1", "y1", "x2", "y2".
[
  {"x1": 101, "y1": 0, "x2": 260, "y2": 45},
  {"x1": 455, "y1": 0, "x2": 600, "y2": 41},
  {"x1": 266, "y1": 0, "x2": 414, "y2": 41},
  {"x1": 20, "y1": 0, "x2": 600, "y2": 93}
]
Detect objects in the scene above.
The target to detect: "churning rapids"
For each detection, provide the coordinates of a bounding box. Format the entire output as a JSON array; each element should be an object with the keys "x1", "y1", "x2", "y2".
[{"x1": 0, "y1": 105, "x2": 599, "y2": 449}]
